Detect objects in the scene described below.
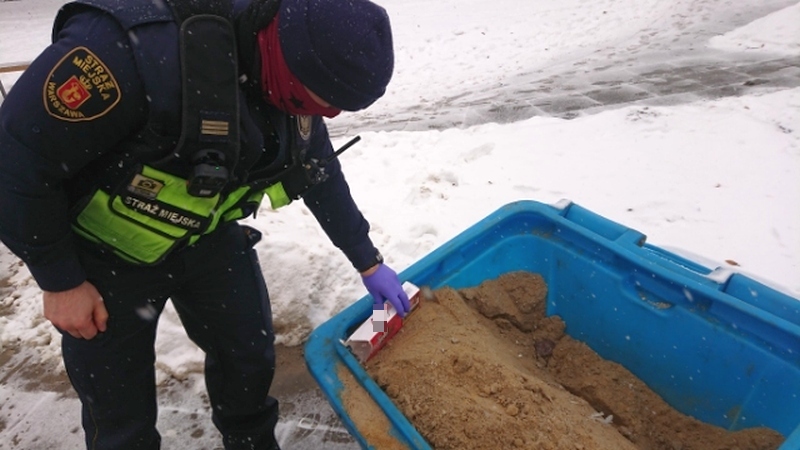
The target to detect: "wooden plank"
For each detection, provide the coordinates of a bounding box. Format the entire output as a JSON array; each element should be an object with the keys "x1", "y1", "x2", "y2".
[
  {"x1": 0, "y1": 62, "x2": 30, "y2": 74},
  {"x1": 0, "y1": 62, "x2": 31, "y2": 99}
]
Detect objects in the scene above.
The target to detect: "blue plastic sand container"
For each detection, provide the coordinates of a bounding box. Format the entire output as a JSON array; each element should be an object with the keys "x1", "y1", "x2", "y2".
[{"x1": 305, "y1": 200, "x2": 800, "y2": 450}]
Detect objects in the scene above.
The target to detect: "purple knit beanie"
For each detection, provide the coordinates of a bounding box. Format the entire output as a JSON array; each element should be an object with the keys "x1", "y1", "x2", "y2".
[{"x1": 278, "y1": 0, "x2": 394, "y2": 111}]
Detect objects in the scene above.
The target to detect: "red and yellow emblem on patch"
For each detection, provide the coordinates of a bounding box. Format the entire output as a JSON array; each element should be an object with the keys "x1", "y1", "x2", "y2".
[{"x1": 44, "y1": 47, "x2": 121, "y2": 122}]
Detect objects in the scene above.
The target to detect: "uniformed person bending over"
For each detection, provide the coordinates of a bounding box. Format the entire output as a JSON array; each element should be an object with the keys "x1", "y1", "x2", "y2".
[{"x1": 0, "y1": 0, "x2": 410, "y2": 448}]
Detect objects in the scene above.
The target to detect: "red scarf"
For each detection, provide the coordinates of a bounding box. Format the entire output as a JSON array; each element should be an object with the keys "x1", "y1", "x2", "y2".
[{"x1": 258, "y1": 18, "x2": 341, "y2": 118}]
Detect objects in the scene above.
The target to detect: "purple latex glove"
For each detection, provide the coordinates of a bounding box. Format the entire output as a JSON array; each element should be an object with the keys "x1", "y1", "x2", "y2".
[{"x1": 362, "y1": 264, "x2": 411, "y2": 317}]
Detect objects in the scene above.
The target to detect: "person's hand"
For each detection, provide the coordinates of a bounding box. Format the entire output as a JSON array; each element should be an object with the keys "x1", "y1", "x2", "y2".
[
  {"x1": 361, "y1": 264, "x2": 410, "y2": 317},
  {"x1": 43, "y1": 281, "x2": 108, "y2": 340}
]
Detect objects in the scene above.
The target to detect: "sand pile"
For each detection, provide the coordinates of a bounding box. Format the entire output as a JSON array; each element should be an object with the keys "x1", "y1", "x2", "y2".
[{"x1": 364, "y1": 271, "x2": 784, "y2": 450}]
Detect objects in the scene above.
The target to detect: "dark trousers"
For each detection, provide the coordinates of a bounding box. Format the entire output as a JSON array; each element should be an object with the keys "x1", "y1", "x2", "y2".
[{"x1": 62, "y1": 223, "x2": 280, "y2": 450}]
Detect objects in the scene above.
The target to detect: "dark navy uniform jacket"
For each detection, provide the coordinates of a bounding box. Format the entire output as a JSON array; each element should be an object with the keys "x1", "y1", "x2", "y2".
[{"x1": 0, "y1": 1, "x2": 379, "y2": 292}]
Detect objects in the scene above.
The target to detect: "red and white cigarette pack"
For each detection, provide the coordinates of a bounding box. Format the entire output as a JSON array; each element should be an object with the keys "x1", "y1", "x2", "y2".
[{"x1": 343, "y1": 282, "x2": 422, "y2": 363}]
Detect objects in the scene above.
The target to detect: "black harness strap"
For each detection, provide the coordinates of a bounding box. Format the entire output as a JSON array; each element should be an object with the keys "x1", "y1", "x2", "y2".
[{"x1": 159, "y1": 0, "x2": 240, "y2": 197}]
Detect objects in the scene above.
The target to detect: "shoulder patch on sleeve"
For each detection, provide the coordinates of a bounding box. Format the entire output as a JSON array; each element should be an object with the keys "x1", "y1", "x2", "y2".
[{"x1": 43, "y1": 47, "x2": 122, "y2": 122}]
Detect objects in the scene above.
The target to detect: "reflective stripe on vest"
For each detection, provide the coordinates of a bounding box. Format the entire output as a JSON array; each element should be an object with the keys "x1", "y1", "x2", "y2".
[{"x1": 72, "y1": 165, "x2": 290, "y2": 264}]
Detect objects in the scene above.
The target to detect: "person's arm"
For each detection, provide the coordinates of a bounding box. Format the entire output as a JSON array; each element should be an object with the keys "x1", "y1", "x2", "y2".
[
  {"x1": 301, "y1": 118, "x2": 381, "y2": 271},
  {"x1": 0, "y1": 8, "x2": 148, "y2": 336},
  {"x1": 301, "y1": 118, "x2": 410, "y2": 316}
]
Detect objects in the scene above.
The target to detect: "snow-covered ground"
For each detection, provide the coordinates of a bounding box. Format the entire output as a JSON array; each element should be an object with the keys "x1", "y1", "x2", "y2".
[{"x1": 1, "y1": 0, "x2": 798, "y2": 449}]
